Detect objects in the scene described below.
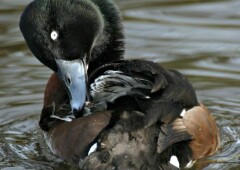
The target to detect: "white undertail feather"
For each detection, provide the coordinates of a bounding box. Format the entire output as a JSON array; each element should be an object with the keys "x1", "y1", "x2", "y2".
[
  {"x1": 180, "y1": 109, "x2": 187, "y2": 117},
  {"x1": 88, "y1": 143, "x2": 97, "y2": 155},
  {"x1": 170, "y1": 155, "x2": 180, "y2": 168}
]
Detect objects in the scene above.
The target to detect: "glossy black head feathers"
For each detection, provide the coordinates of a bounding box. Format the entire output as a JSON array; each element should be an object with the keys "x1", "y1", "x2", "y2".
[
  {"x1": 20, "y1": 0, "x2": 124, "y2": 72},
  {"x1": 20, "y1": 0, "x2": 125, "y2": 113}
]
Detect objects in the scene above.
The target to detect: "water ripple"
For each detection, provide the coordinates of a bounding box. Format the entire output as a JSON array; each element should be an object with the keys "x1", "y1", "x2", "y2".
[{"x1": 0, "y1": 0, "x2": 239, "y2": 169}]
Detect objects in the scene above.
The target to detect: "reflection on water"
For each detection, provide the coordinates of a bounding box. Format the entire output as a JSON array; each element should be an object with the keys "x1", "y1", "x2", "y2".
[{"x1": 0, "y1": 0, "x2": 239, "y2": 169}]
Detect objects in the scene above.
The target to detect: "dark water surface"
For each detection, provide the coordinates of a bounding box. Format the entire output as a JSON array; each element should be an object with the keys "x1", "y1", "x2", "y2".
[{"x1": 0, "y1": 0, "x2": 239, "y2": 169}]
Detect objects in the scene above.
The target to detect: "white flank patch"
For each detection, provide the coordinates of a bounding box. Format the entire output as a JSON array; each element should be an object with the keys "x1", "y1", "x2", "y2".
[
  {"x1": 88, "y1": 143, "x2": 97, "y2": 155},
  {"x1": 170, "y1": 155, "x2": 180, "y2": 168},
  {"x1": 180, "y1": 109, "x2": 187, "y2": 117}
]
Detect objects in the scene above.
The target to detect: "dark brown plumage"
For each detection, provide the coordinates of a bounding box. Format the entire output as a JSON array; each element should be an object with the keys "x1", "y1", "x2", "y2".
[
  {"x1": 19, "y1": 0, "x2": 219, "y2": 169},
  {"x1": 39, "y1": 60, "x2": 219, "y2": 169}
]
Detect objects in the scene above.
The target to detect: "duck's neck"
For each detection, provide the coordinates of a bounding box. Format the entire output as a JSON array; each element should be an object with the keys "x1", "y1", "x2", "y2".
[{"x1": 88, "y1": 0, "x2": 125, "y2": 74}]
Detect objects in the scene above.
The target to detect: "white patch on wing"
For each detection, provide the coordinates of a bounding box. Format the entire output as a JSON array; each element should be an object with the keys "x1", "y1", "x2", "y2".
[
  {"x1": 104, "y1": 70, "x2": 123, "y2": 74},
  {"x1": 88, "y1": 143, "x2": 97, "y2": 155},
  {"x1": 170, "y1": 155, "x2": 180, "y2": 168},
  {"x1": 180, "y1": 109, "x2": 187, "y2": 117},
  {"x1": 50, "y1": 115, "x2": 73, "y2": 122},
  {"x1": 90, "y1": 70, "x2": 152, "y2": 104}
]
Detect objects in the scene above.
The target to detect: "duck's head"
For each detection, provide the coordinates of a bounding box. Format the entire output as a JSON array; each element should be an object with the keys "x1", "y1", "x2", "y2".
[{"x1": 20, "y1": 0, "x2": 124, "y2": 114}]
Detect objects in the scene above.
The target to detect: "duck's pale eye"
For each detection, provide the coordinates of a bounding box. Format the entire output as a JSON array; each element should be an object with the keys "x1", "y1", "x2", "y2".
[{"x1": 50, "y1": 31, "x2": 59, "y2": 41}]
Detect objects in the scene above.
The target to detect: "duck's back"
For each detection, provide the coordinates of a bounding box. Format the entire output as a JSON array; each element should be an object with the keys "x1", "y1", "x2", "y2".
[
  {"x1": 78, "y1": 60, "x2": 199, "y2": 169},
  {"x1": 89, "y1": 60, "x2": 198, "y2": 126}
]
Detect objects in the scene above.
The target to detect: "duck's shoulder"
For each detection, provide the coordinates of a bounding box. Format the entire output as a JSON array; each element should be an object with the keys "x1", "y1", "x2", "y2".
[
  {"x1": 90, "y1": 59, "x2": 196, "y2": 96},
  {"x1": 89, "y1": 59, "x2": 198, "y2": 126}
]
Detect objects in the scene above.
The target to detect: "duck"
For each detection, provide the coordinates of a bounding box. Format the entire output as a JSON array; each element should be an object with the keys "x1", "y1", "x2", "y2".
[{"x1": 19, "y1": 0, "x2": 219, "y2": 169}]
